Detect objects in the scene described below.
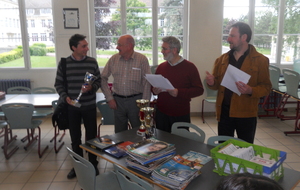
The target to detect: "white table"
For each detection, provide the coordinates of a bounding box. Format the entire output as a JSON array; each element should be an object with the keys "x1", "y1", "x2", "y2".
[{"x1": 0, "y1": 93, "x2": 105, "y2": 108}]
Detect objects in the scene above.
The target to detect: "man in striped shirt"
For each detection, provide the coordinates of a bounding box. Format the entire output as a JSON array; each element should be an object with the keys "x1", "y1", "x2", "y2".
[
  {"x1": 54, "y1": 34, "x2": 101, "y2": 179},
  {"x1": 101, "y1": 34, "x2": 151, "y2": 133}
]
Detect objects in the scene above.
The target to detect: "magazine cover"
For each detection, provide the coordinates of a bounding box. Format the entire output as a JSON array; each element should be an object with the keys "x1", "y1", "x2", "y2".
[
  {"x1": 154, "y1": 155, "x2": 200, "y2": 183},
  {"x1": 104, "y1": 141, "x2": 134, "y2": 158},
  {"x1": 127, "y1": 137, "x2": 175, "y2": 158},
  {"x1": 182, "y1": 150, "x2": 212, "y2": 166},
  {"x1": 86, "y1": 135, "x2": 123, "y2": 151}
]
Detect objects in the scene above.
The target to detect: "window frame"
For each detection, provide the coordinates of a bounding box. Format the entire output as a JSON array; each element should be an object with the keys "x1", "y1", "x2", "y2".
[{"x1": 88, "y1": 0, "x2": 188, "y2": 67}]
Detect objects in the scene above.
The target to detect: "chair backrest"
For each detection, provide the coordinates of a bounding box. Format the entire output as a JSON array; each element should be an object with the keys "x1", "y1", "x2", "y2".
[
  {"x1": 151, "y1": 65, "x2": 158, "y2": 74},
  {"x1": 171, "y1": 122, "x2": 206, "y2": 143},
  {"x1": 114, "y1": 164, "x2": 152, "y2": 190},
  {"x1": 269, "y1": 65, "x2": 282, "y2": 91},
  {"x1": 96, "y1": 100, "x2": 114, "y2": 125},
  {"x1": 66, "y1": 147, "x2": 96, "y2": 190},
  {"x1": 282, "y1": 68, "x2": 300, "y2": 99},
  {"x1": 7, "y1": 86, "x2": 31, "y2": 94},
  {"x1": 203, "y1": 79, "x2": 217, "y2": 99},
  {"x1": 207, "y1": 135, "x2": 245, "y2": 147},
  {"x1": 1, "y1": 103, "x2": 34, "y2": 129},
  {"x1": 32, "y1": 87, "x2": 56, "y2": 94}
]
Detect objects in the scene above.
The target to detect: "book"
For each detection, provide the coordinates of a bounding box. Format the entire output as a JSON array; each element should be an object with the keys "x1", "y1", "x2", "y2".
[
  {"x1": 86, "y1": 135, "x2": 123, "y2": 151},
  {"x1": 104, "y1": 141, "x2": 134, "y2": 158},
  {"x1": 151, "y1": 151, "x2": 212, "y2": 190},
  {"x1": 126, "y1": 137, "x2": 175, "y2": 159},
  {"x1": 125, "y1": 154, "x2": 174, "y2": 174}
]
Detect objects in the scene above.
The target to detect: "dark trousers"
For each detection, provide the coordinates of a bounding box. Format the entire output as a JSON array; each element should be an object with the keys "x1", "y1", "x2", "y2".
[
  {"x1": 68, "y1": 106, "x2": 98, "y2": 167},
  {"x1": 218, "y1": 104, "x2": 257, "y2": 143},
  {"x1": 155, "y1": 108, "x2": 191, "y2": 133}
]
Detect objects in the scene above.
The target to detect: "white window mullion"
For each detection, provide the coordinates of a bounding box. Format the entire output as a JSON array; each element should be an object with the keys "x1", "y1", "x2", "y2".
[
  {"x1": 276, "y1": 0, "x2": 285, "y2": 65},
  {"x1": 183, "y1": 0, "x2": 189, "y2": 59},
  {"x1": 88, "y1": 0, "x2": 97, "y2": 58},
  {"x1": 152, "y1": 0, "x2": 158, "y2": 66},
  {"x1": 18, "y1": 0, "x2": 30, "y2": 69},
  {"x1": 121, "y1": 0, "x2": 127, "y2": 34}
]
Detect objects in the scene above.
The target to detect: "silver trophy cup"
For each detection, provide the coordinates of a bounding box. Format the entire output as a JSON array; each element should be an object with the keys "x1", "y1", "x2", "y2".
[{"x1": 71, "y1": 72, "x2": 97, "y2": 107}]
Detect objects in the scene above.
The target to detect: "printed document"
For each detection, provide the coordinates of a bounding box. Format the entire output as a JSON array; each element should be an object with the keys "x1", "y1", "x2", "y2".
[
  {"x1": 221, "y1": 64, "x2": 251, "y2": 96},
  {"x1": 144, "y1": 74, "x2": 174, "y2": 91}
]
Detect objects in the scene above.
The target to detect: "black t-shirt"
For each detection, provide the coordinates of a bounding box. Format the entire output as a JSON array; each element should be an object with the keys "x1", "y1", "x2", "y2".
[{"x1": 223, "y1": 47, "x2": 250, "y2": 106}]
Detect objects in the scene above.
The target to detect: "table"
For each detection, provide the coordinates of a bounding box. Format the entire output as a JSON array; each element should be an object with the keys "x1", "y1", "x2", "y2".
[
  {"x1": 80, "y1": 129, "x2": 300, "y2": 190},
  {"x1": 0, "y1": 93, "x2": 105, "y2": 108}
]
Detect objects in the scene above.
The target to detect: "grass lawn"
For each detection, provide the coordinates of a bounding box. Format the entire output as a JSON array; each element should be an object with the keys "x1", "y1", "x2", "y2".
[{"x1": 0, "y1": 50, "x2": 165, "y2": 68}]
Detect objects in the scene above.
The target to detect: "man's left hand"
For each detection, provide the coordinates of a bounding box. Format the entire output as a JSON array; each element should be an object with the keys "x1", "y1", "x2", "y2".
[
  {"x1": 167, "y1": 88, "x2": 178, "y2": 97},
  {"x1": 236, "y1": 81, "x2": 252, "y2": 95}
]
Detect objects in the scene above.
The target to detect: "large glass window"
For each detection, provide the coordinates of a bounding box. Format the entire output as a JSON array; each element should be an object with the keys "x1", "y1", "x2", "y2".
[
  {"x1": 0, "y1": 0, "x2": 56, "y2": 69},
  {"x1": 93, "y1": 0, "x2": 186, "y2": 67},
  {"x1": 223, "y1": 0, "x2": 300, "y2": 65}
]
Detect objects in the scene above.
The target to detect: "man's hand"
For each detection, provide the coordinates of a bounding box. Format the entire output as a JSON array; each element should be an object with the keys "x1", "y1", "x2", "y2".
[
  {"x1": 81, "y1": 84, "x2": 92, "y2": 93},
  {"x1": 205, "y1": 71, "x2": 215, "y2": 86},
  {"x1": 108, "y1": 99, "x2": 117, "y2": 110},
  {"x1": 167, "y1": 88, "x2": 178, "y2": 97},
  {"x1": 153, "y1": 87, "x2": 162, "y2": 95},
  {"x1": 236, "y1": 81, "x2": 252, "y2": 95},
  {"x1": 66, "y1": 97, "x2": 73, "y2": 105}
]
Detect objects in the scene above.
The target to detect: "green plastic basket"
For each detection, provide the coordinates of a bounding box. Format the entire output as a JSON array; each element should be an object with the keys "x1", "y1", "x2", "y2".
[{"x1": 210, "y1": 139, "x2": 286, "y2": 181}]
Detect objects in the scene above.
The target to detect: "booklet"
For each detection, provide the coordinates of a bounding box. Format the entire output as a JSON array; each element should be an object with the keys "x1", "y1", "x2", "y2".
[
  {"x1": 86, "y1": 135, "x2": 123, "y2": 151},
  {"x1": 104, "y1": 141, "x2": 134, "y2": 158},
  {"x1": 144, "y1": 74, "x2": 174, "y2": 91}
]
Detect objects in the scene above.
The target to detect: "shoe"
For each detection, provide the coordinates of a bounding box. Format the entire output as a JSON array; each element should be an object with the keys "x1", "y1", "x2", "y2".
[{"x1": 67, "y1": 168, "x2": 76, "y2": 179}]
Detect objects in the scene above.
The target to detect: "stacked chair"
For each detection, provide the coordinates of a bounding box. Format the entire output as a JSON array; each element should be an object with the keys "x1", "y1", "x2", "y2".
[{"x1": 2, "y1": 103, "x2": 48, "y2": 159}]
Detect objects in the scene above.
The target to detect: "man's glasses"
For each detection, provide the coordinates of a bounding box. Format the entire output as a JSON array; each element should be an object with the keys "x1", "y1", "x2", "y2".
[{"x1": 161, "y1": 47, "x2": 171, "y2": 51}]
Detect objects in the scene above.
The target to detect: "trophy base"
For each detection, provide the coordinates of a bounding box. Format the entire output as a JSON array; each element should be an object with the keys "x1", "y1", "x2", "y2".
[{"x1": 71, "y1": 100, "x2": 81, "y2": 108}]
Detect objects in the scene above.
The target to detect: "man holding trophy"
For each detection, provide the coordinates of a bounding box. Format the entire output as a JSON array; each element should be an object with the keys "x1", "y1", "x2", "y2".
[{"x1": 54, "y1": 34, "x2": 101, "y2": 179}]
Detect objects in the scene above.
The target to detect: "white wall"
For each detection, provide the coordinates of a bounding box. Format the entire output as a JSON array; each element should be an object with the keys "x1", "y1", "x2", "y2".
[{"x1": 0, "y1": 0, "x2": 223, "y2": 114}]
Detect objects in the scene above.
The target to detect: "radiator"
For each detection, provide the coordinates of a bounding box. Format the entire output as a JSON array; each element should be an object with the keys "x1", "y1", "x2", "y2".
[{"x1": 0, "y1": 79, "x2": 31, "y2": 93}]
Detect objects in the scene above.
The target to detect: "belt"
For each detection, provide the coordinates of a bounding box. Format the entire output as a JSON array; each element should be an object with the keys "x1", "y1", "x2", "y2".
[{"x1": 113, "y1": 93, "x2": 142, "y2": 98}]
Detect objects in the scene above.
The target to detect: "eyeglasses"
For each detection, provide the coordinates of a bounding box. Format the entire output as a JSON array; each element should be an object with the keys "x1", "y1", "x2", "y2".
[{"x1": 161, "y1": 47, "x2": 171, "y2": 51}]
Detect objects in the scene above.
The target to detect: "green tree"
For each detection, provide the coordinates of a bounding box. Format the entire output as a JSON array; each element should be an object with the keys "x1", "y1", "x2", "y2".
[
  {"x1": 112, "y1": 0, "x2": 152, "y2": 50},
  {"x1": 159, "y1": 0, "x2": 184, "y2": 36},
  {"x1": 94, "y1": 0, "x2": 120, "y2": 50}
]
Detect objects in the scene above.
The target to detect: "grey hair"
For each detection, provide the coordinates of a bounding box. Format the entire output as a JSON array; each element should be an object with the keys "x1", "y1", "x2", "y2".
[{"x1": 162, "y1": 36, "x2": 181, "y2": 53}]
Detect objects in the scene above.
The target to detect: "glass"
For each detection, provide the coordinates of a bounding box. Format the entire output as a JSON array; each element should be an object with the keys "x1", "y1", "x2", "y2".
[
  {"x1": 0, "y1": 0, "x2": 24, "y2": 68},
  {"x1": 0, "y1": 0, "x2": 56, "y2": 68},
  {"x1": 25, "y1": 0, "x2": 56, "y2": 68}
]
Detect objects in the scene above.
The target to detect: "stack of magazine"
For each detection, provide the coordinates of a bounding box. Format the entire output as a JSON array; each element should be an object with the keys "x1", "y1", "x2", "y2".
[
  {"x1": 125, "y1": 137, "x2": 176, "y2": 174},
  {"x1": 151, "y1": 151, "x2": 212, "y2": 190}
]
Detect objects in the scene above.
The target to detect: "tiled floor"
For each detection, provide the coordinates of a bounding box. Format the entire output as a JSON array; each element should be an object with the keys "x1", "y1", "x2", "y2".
[{"x1": 0, "y1": 114, "x2": 300, "y2": 190}]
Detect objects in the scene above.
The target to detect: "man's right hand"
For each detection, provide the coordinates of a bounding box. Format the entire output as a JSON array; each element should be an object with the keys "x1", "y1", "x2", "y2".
[
  {"x1": 205, "y1": 71, "x2": 215, "y2": 86},
  {"x1": 108, "y1": 99, "x2": 117, "y2": 110}
]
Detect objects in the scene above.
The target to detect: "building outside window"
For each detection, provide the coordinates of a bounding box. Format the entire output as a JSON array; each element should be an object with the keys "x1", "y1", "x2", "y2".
[{"x1": 0, "y1": 0, "x2": 56, "y2": 68}]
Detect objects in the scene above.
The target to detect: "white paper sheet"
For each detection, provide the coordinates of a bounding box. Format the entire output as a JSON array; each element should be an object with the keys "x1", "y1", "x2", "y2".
[
  {"x1": 220, "y1": 64, "x2": 251, "y2": 96},
  {"x1": 144, "y1": 74, "x2": 174, "y2": 91}
]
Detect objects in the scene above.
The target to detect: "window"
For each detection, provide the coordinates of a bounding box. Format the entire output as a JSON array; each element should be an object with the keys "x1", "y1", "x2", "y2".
[
  {"x1": 30, "y1": 19, "x2": 35, "y2": 27},
  {"x1": 92, "y1": 0, "x2": 187, "y2": 67},
  {"x1": 41, "y1": 19, "x2": 46, "y2": 27},
  {"x1": 223, "y1": 0, "x2": 300, "y2": 65},
  {"x1": 41, "y1": 33, "x2": 47, "y2": 41},
  {"x1": 0, "y1": 0, "x2": 56, "y2": 69}
]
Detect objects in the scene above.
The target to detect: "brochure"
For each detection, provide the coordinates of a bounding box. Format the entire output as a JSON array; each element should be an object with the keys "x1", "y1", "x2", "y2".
[{"x1": 86, "y1": 135, "x2": 123, "y2": 151}]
